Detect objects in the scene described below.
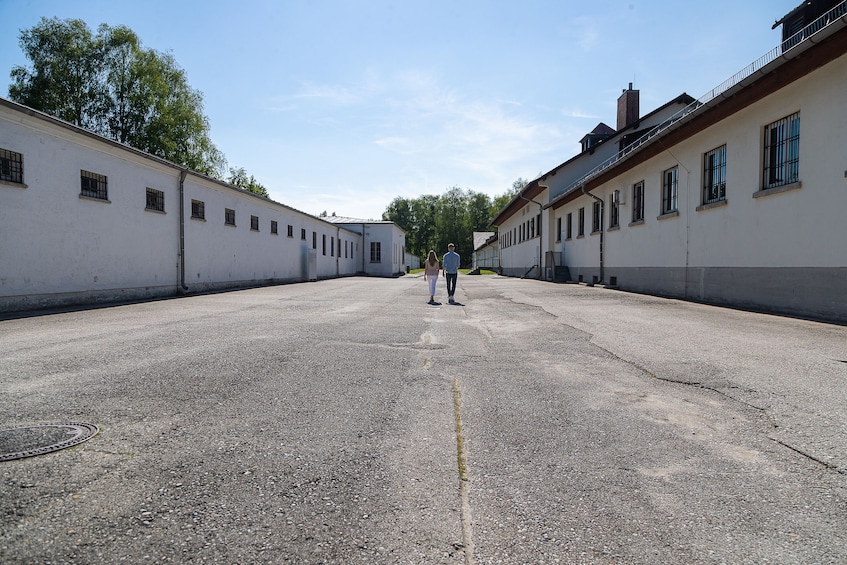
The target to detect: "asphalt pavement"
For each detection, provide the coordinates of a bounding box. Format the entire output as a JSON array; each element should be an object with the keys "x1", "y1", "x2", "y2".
[{"x1": 1, "y1": 275, "x2": 845, "y2": 564}]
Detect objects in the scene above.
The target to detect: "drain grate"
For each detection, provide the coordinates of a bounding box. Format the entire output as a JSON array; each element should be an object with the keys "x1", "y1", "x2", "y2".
[{"x1": 0, "y1": 423, "x2": 99, "y2": 462}]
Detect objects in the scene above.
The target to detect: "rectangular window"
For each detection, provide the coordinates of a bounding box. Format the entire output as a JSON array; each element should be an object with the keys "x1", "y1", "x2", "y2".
[
  {"x1": 703, "y1": 145, "x2": 727, "y2": 204},
  {"x1": 592, "y1": 200, "x2": 602, "y2": 232},
  {"x1": 145, "y1": 187, "x2": 165, "y2": 212},
  {"x1": 312, "y1": 231, "x2": 317, "y2": 249},
  {"x1": 763, "y1": 112, "x2": 800, "y2": 190},
  {"x1": 251, "y1": 215, "x2": 259, "y2": 231},
  {"x1": 566, "y1": 213, "x2": 573, "y2": 239},
  {"x1": 191, "y1": 199, "x2": 205, "y2": 219},
  {"x1": 301, "y1": 228, "x2": 307, "y2": 240},
  {"x1": 578, "y1": 207, "x2": 585, "y2": 236},
  {"x1": 0, "y1": 148, "x2": 24, "y2": 184},
  {"x1": 225, "y1": 208, "x2": 236, "y2": 226},
  {"x1": 322, "y1": 234, "x2": 326, "y2": 255},
  {"x1": 632, "y1": 181, "x2": 645, "y2": 222},
  {"x1": 556, "y1": 217, "x2": 562, "y2": 242},
  {"x1": 271, "y1": 220, "x2": 279, "y2": 234},
  {"x1": 662, "y1": 166, "x2": 678, "y2": 214},
  {"x1": 530, "y1": 218, "x2": 535, "y2": 238},
  {"x1": 345, "y1": 240, "x2": 348, "y2": 258},
  {"x1": 370, "y1": 241, "x2": 381, "y2": 263},
  {"x1": 610, "y1": 191, "x2": 620, "y2": 228},
  {"x1": 81, "y1": 170, "x2": 108, "y2": 200},
  {"x1": 331, "y1": 237, "x2": 335, "y2": 257},
  {"x1": 287, "y1": 224, "x2": 293, "y2": 237}
]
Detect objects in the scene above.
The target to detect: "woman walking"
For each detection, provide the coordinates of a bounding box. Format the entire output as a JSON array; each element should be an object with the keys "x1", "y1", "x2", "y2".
[{"x1": 424, "y1": 250, "x2": 441, "y2": 304}]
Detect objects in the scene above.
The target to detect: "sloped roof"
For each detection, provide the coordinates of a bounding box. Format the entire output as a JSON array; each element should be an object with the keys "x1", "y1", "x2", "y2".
[
  {"x1": 473, "y1": 231, "x2": 495, "y2": 251},
  {"x1": 589, "y1": 122, "x2": 616, "y2": 136},
  {"x1": 322, "y1": 215, "x2": 393, "y2": 224}
]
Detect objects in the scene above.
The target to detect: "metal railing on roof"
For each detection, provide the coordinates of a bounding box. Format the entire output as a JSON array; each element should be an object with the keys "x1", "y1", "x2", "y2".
[{"x1": 556, "y1": 0, "x2": 847, "y2": 201}]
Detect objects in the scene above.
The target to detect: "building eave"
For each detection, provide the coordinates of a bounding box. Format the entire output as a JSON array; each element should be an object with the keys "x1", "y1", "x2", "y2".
[{"x1": 547, "y1": 17, "x2": 847, "y2": 211}]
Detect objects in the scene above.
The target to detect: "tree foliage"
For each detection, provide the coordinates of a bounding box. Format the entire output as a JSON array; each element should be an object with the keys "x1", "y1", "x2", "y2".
[
  {"x1": 227, "y1": 167, "x2": 269, "y2": 198},
  {"x1": 9, "y1": 17, "x2": 226, "y2": 177},
  {"x1": 383, "y1": 181, "x2": 523, "y2": 265}
]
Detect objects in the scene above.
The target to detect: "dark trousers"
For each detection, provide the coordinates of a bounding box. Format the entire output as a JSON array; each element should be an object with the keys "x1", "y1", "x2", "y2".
[{"x1": 445, "y1": 273, "x2": 457, "y2": 296}]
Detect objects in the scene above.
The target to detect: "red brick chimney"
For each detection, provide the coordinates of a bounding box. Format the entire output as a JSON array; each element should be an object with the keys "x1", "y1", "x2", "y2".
[{"x1": 617, "y1": 83, "x2": 639, "y2": 130}]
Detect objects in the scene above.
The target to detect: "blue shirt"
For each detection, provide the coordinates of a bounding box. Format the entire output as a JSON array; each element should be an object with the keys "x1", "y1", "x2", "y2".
[{"x1": 442, "y1": 250, "x2": 460, "y2": 274}]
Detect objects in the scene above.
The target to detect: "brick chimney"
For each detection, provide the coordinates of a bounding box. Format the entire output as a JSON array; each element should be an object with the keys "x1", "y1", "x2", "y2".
[{"x1": 617, "y1": 83, "x2": 639, "y2": 130}]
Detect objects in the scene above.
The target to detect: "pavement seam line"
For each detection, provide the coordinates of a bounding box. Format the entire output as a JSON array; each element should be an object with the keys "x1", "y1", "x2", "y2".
[{"x1": 452, "y1": 377, "x2": 476, "y2": 565}]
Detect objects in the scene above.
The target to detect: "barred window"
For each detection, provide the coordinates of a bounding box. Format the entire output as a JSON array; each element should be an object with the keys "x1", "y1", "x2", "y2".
[
  {"x1": 592, "y1": 200, "x2": 602, "y2": 232},
  {"x1": 763, "y1": 112, "x2": 800, "y2": 190},
  {"x1": 609, "y1": 190, "x2": 620, "y2": 228},
  {"x1": 271, "y1": 220, "x2": 278, "y2": 234},
  {"x1": 578, "y1": 207, "x2": 585, "y2": 236},
  {"x1": 225, "y1": 208, "x2": 236, "y2": 226},
  {"x1": 662, "y1": 166, "x2": 678, "y2": 214},
  {"x1": 632, "y1": 181, "x2": 645, "y2": 222},
  {"x1": 287, "y1": 224, "x2": 293, "y2": 237},
  {"x1": 251, "y1": 215, "x2": 259, "y2": 231},
  {"x1": 703, "y1": 145, "x2": 727, "y2": 204},
  {"x1": 370, "y1": 241, "x2": 381, "y2": 263},
  {"x1": 301, "y1": 228, "x2": 307, "y2": 240},
  {"x1": 0, "y1": 148, "x2": 23, "y2": 184},
  {"x1": 81, "y1": 170, "x2": 108, "y2": 200},
  {"x1": 191, "y1": 199, "x2": 205, "y2": 219},
  {"x1": 145, "y1": 187, "x2": 165, "y2": 212},
  {"x1": 566, "y1": 212, "x2": 572, "y2": 239}
]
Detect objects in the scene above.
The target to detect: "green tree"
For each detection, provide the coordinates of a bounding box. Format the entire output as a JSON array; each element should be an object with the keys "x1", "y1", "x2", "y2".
[
  {"x1": 227, "y1": 167, "x2": 270, "y2": 198},
  {"x1": 9, "y1": 17, "x2": 226, "y2": 178},
  {"x1": 9, "y1": 18, "x2": 103, "y2": 129},
  {"x1": 491, "y1": 177, "x2": 528, "y2": 218}
]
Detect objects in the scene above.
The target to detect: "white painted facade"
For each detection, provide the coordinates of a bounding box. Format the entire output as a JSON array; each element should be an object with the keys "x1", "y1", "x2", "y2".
[
  {"x1": 491, "y1": 5, "x2": 847, "y2": 322},
  {"x1": 472, "y1": 233, "x2": 499, "y2": 271},
  {"x1": 494, "y1": 94, "x2": 693, "y2": 279},
  {"x1": 557, "y1": 47, "x2": 847, "y2": 320},
  {"x1": 0, "y1": 99, "x2": 403, "y2": 312},
  {"x1": 323, "y1": 218, "x2": 407, "y2": 277}
]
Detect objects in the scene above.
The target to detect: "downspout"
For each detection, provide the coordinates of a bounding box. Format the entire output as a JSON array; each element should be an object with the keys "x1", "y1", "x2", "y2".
[
  {"x1": 361, "y1": 223, "x2": 367, "y2": 274},
  {"x1": 178, "y1": 169, "x2": 189, "y2": 292},
  {"x1": 581, "y1": 183, "x2": 604, "y2": 284},
  {"x1": 519, "y1": 189, "x2": 544, "y2": 279}
]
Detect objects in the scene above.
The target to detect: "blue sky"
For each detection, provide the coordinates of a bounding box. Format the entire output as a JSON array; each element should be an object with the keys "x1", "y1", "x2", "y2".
[{"x1": 0, "y1": 1, "x2": 797, "y2": 220}]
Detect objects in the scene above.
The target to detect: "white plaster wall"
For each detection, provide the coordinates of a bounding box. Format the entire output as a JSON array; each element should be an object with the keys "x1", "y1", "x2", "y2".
[
  {"x1": 182, "y1": 179, "x2": 349, "y2": 287},
  {"x1": 498, "y1": 200, "x2": 543, "y2": 275},
  {"x1": 591, "y1": 51, "x2": 847, "y2": 271},
  {"x1": 361, "y1": 223, "x2": 403, "y2": 276},
  {"x1": 1, "y1": 101, "x2": 367, "y2": 310},
  {"x1": 1, "y1": 110, "x2": 179, "y2": 297}
]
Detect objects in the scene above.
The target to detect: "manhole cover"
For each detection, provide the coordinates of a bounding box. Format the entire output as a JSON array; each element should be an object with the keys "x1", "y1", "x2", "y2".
[{"x1": 0, "y1": 423, "x2": 99, "y2": 462}]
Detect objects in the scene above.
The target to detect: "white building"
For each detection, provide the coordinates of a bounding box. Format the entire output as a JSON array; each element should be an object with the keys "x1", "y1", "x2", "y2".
[
  {"x1": 472, "y1": 232, "x2": 499, "y2": 271},
  {"x1": 0, "y1": 99, "x2": 405, "y2": 312},
  {"x1": 492, "y1": 89, "x2": 694, "y2": 279},
  {"x1": 490, "y1": 1, "x2": 847, "y2": 323},
  {"x1": 322, "y1": 216, "x2": 408, "y2": 277}
]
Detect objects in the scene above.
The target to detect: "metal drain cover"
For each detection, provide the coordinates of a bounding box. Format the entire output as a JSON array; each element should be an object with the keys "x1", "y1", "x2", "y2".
[{"x1": 0, "y1": 423, "x2": 99, "y2": 462}]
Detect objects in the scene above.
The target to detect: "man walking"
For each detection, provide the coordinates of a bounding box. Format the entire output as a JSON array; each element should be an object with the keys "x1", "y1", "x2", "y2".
[{"x1": 442, "y1": 243, "x2": 460, "y2": 304}]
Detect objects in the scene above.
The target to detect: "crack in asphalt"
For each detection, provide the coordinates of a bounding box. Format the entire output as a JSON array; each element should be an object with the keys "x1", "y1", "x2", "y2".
[{"x1": 452, "y1": 377, "x2": 475, "y2": 565}]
